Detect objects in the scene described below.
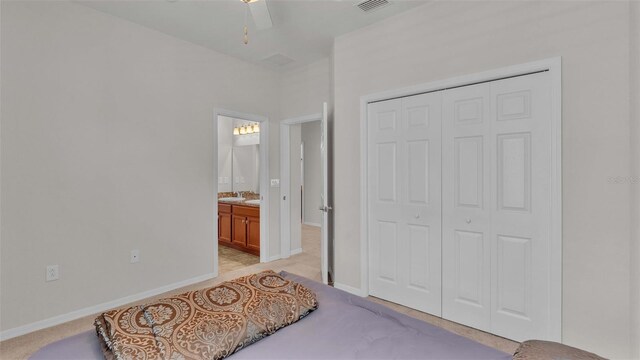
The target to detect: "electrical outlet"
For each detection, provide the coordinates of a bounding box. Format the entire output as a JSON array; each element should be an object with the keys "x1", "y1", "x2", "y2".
[
  {"x1": 46, "y1": 265, "x2": 59, "y2": 282},
  {"x1": 130, "y1": 249, "x2": 140, "y2": 263}
]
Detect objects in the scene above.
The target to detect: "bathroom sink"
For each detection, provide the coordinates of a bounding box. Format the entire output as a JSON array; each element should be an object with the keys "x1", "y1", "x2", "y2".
[
  {"x1": 244, "y1": 199, "x2": 260, "y2": 205},
  {"x1": 219, "y1": 197, "x2": 245, "y2": 202}
]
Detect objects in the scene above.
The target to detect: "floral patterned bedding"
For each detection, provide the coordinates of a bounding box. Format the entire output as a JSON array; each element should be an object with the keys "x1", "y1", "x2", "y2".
[{"x1": 94, "y1": 270, "x2": 318, "y2": 360}]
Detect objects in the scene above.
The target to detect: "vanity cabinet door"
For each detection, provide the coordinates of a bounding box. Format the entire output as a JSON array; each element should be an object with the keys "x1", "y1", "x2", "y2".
[
  {"x1": 246, "y1": 216, "x2": 260, "y2": 253},
  {"x1": 232, "y1": 215, "x2": 247, "y2": 246},
  {"x1": 219, "y1": 212, "x2": 232, "y2": 244},
  {"x1": 218, "y1": 203, "x2": 233, "y2": 244}
]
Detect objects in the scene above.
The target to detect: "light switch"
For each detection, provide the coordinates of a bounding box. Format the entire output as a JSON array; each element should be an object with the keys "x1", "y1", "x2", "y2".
[{"x1": 270, "y1": 179, "x2": 280, "y2": 187}]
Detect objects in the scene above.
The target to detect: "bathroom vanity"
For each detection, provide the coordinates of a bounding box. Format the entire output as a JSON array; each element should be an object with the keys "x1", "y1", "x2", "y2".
[{"x1": 218, "y1": 199, "x2": 260, "y2": 256}]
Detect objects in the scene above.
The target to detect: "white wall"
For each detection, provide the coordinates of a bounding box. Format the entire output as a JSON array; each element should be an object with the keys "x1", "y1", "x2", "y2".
[
  {"x1": 279, "y1": 58, "x2": 331, "y2": 119},
  {"x1": 333, "y1": 1, "x2": 633, "y2": 358},
  {"x1": 302, "y1": 121, "x2": 321, "y2": 226},
  {"x1": 217, "y1": 116, "x2": 233, "y2": 193},
  {"x1": 289, "y1": 124, "x2": 302, "y2": 252},
  {"x1": 631, "y1": 2, "x2": 640, "y2": 359},
  {"x1": 0, "y1": 1, "x2": 282, "y2": 334}
]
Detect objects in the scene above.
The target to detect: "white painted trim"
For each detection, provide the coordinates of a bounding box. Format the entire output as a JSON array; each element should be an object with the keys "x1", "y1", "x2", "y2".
[
  {"x1": 282, "y1": 113, "x2": 323, "y2": 126},
  {"x1": 359, "y1": 91, "x2": 370, "y2": 298},
  {"x1": 280, "y1": 113, "x2": 323, "y2": 261},
  {"x1": 303, "y1": 222, "x2": 321, "y2": 228},
  {"x1": 213, "y1": 108, "x2": 270, "y2": 266},
  {"x1": 333, "y1": 282, "x2": 367, "y2": 297},
  {"x1": 0, "y1": 272, "x2": 216, "y2": 341},
  {"x1": 290, "y1": 248, "x2": 303, "y2": 256},
  {"x1": 359, "y1": 57, "x2": 562, "y2": 340},
  {"x1": 280, "y1": 124, "x2": 291, "y2": 259},
  {"x1": 547, "y1": 57, "x2": 563, "y2": 341}
]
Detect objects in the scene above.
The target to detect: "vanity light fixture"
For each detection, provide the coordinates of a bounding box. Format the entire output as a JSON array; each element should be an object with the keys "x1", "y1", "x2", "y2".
[{"x1": 233, "y1": 123, "x2": 260, "y2": 136}]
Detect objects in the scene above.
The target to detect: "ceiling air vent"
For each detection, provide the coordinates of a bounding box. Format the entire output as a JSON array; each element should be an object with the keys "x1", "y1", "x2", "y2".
[{"x1": 355, "y1": 0, "x2": 390, "y2": 13}]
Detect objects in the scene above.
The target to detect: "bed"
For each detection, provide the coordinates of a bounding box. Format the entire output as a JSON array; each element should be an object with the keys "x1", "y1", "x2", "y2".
[{"x1": 30, "y1": 271, "x2": 511, "y2": 359}]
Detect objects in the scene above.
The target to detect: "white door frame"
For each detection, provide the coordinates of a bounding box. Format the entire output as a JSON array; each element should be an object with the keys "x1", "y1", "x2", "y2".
[
  {"x1": 213, "y1": 108, "x2": 270, "y2": 275},
  {"x1": 359, "y1": 57, "x2": 562, "y2": 339},
  {"x1": 280, "y1": 113, "x2": 322, "y2": 259}
]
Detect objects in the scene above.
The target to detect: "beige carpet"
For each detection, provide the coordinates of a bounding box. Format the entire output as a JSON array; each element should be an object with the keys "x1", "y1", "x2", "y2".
[{"x1": 0, "y1": 224, "x2": 517, "y2": 359}]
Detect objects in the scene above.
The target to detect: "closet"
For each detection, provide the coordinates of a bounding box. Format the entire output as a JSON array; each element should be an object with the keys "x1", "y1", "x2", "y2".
[{"x1": 367, "y1": 70, "x2": 558, "y2": 342}]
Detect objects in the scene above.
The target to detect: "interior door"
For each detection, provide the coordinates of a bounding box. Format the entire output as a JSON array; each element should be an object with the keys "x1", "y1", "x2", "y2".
[
  {"x1": 319, "y1": 102, "x2": 330, "y2": 284},
  {"x1": 368, "y1": 92, "x2": 443, "y2": 315}
]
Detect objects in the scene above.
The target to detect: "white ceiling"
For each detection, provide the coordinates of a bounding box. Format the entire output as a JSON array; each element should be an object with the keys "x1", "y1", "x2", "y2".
[{"x1": 78, "y1": 0, "x2": 428, "y2": 72}]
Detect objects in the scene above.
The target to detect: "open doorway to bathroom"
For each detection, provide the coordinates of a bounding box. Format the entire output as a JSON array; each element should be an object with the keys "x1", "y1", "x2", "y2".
[{"x1": 214, "y1": 110, "x2": 269, "y2": 276}]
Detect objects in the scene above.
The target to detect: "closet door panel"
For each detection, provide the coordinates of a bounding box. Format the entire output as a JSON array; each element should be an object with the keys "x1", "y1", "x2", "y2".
[
  {"x1": 400, "y1": 93, "x2": 442, "y2": 315},
  {"x1": 490, "y1": 72, "x2": 553, "y2": 341},
  {"x1": 368, "y1": 92, "x2": 442, "y2": 316},
  {"x1": 369, "y1": 99, "x2": 403, "y2": 296},
  {"x1": 442, "y1": 83, "x2": 492, "y2": 331}
]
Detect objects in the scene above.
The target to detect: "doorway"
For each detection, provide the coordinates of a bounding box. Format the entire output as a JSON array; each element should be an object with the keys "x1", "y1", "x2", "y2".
[
  {"x1": 213, "y1": 109, "x2": 270, "y2": 277},
  {"x1": 290, "y1": 121, "x2": 322, "y2": 260},
  {"x1": 280, "y1": 104, "x2": 330, "y2": 284}
]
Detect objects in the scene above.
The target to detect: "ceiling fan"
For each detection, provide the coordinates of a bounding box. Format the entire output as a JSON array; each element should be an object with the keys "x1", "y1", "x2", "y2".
[{"x1": 241, "y1": 0, "x2": 273, "y2": 44}]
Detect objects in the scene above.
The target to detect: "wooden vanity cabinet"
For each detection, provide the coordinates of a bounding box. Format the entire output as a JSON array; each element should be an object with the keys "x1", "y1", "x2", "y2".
[{"x1": 218, "y1": 203, "x2": 259, "y2": 256}]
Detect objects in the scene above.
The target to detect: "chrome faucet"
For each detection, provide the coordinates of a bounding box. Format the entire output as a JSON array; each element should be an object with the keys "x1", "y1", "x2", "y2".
[{"x1": 237, "y1": 191, "x2": 244, "y2": 199}]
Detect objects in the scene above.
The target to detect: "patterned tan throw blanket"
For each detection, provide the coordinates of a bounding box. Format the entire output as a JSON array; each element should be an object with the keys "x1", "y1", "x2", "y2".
[{"x1": 94, "y1": 270, "x2": 318, "y2": 360}]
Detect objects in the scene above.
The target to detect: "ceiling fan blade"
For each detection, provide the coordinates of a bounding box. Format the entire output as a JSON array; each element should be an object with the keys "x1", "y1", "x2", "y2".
[{"x1": 249, "y1": 0, "x2": 273, "y2": 30}]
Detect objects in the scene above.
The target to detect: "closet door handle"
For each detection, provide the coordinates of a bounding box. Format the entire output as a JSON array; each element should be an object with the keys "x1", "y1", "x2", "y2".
[{"x1": 465, "y1": 218, "x2": 471, "y2": 224}]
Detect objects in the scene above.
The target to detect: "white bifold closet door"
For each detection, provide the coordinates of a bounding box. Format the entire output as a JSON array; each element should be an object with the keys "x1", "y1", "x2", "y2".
[
  {"x1": 367, "y1": 70, "x2": 555, "y2": 342},
  {"x1": 442, "y1": 71, "x2": 553, "y2": 341},
  {"x1": 368, "y1": 92, "x2": 443, "y2": 316}
]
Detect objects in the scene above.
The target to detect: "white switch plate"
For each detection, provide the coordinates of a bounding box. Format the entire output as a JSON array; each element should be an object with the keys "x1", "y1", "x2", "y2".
[
  {"x1": 130, "y1": 249, "x2": 140, "y2": 263},
  {"x1": 270, "y1": 179, "x2": 280, "y2": 187},
  {"x1": 46, "y1": 265, "x2": 59, "y2": 282}
]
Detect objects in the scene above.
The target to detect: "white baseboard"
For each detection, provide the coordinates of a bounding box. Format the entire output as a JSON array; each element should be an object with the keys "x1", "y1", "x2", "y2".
[
  {"x1": 0, "y1": 272, "x2": 217, "y2": 341},
  {"x1": 268, "y1": 254, "x2": 282, "y2": 262},
  {"x1": 302, "y1": 222, "x2": 321, "y2": 228},
  {"x1": 290, "y1": 248, "x2": 303, "y2": 256},
  {"x1": 333, "y1": 282, "x2": 367, "y2": 297}
]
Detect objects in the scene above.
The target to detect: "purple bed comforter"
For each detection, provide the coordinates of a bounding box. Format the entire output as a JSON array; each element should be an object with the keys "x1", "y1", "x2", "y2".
[{"x1": 30, "y1": 271, "x2": 511, "y2": 359}]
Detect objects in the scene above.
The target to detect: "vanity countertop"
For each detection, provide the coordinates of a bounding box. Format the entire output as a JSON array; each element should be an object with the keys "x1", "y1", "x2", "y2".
[{"x1": 218, "y1": 192, "x2": 260, "y2": 208}]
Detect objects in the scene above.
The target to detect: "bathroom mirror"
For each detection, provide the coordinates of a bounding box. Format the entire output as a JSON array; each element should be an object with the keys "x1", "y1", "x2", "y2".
[{"x1": 217, "y1": 116, "x2": 260, "y2": 194}]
